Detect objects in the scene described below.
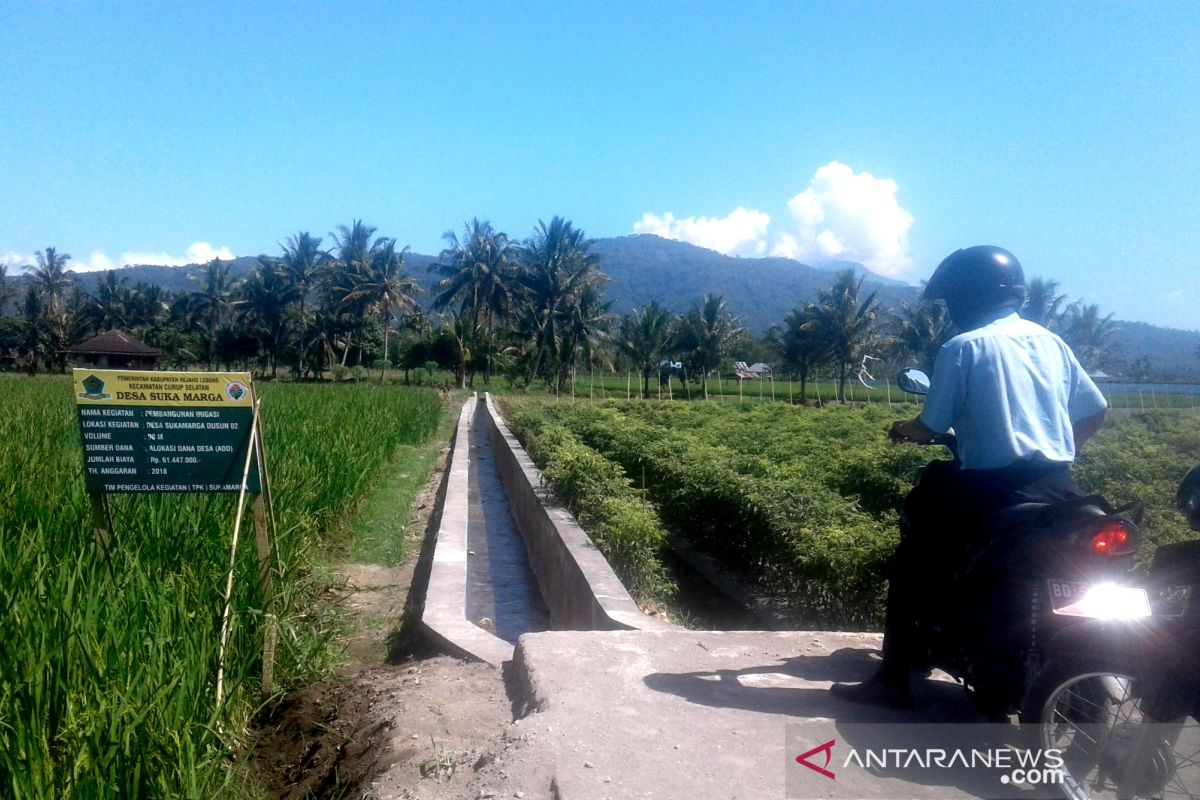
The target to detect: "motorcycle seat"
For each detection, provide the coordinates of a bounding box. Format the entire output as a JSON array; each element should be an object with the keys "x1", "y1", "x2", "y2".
[
  {"x1": 984, "y1": 502, "x2": 1050, "y2": 533},
  {"x1": 984, "y1": 498, "x2": 1109, "y2": 535}
]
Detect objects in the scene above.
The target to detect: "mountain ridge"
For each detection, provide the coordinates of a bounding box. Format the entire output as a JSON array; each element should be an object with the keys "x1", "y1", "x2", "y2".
[{"x1": 9, "y1": 235, "x2": 1198, "y2": 379}]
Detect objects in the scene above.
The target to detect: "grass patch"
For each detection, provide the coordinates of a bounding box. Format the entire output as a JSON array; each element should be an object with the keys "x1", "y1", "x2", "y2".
[{"x1": 346, "y1": 405, "x2": 457, "y2": 566}]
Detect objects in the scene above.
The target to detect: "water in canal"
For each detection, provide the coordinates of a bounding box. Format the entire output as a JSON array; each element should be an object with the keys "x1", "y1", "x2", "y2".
[{"x1": 465, "y1": 402, "x2": 551, "y2": 643}]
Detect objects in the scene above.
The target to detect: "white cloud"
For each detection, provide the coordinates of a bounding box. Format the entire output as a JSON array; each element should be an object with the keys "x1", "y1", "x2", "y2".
[
  {"x1": 120, "y1": 241, "x2": 236, "y2": 267},
  {"x1": 118, "y1": 250, "x2": 184, "y2": 267},
  {"x1": 633, "y1": 207, "x2": 771, "y2": 257},
  {"x1": 781, "y1": 161, "x2": 914, "y2": 278},
  {"x1": 631, "y1": 160, "x2": 916, "y2": 278},
  {"x1": 1, "y1": 251, "x2": 34, "y2": 271},
  {"x1": 3, "y1": 241, "x2": 238, "y2": 275},
  {"x1": 69, "y1": 251, "x2": 117, "y2": 273},
  {"x1": 61, "y1": 241, "x2": 239, "y2": 271},
  {"x1": 184, "y1": 242, "x2": 236, "y2": 263}
]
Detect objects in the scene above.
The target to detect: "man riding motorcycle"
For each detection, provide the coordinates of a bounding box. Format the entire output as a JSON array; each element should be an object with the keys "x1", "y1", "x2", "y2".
[{"x1": 831, "y1": 245, "x2": 1109, "y2": 710}]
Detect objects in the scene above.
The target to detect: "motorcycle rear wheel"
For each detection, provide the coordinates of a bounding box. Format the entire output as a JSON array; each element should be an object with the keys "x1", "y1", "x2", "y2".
[{"x1": 1021, "y1": 659, "x2": 1200, "y2": 799}]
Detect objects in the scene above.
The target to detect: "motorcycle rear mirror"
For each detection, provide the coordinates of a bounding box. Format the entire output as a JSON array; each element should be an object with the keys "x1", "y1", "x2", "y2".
[
  {"x1": 1177, "y1": 465, "x2": 1200, "y2": 532},
  {"x1": 897, "y1": 368, "x2": 931, "y2": 396}
]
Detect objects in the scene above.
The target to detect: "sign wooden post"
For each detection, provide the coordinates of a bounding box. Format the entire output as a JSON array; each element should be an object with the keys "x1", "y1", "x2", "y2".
[
  {"x1": 88, "y1": 491, "x2": 112, "y2": 548},
  {"x1": 72, "y1": 369, "x2": 277, "y2": 701}
]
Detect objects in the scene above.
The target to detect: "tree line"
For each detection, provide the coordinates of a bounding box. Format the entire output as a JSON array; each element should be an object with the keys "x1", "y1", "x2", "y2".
[{"x1": 0, "y1": 217, "x2": 1131, "y2": 397}]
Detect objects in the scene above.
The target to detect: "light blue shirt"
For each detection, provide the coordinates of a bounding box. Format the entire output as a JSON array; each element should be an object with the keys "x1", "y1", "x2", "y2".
[{"x1": 920, "y1": 309, "x2": 1107, "y2": 471}]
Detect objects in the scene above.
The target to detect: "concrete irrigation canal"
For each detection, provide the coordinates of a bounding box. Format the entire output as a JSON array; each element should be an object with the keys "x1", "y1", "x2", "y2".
[{"x1": 409, "y1": 395, "x2": 988, "y2": 800}]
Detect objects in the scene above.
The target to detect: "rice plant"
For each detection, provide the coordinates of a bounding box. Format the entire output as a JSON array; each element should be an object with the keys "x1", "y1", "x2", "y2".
[{"x1": 0, "y1": 376, "x2": 442, "y2": 798}]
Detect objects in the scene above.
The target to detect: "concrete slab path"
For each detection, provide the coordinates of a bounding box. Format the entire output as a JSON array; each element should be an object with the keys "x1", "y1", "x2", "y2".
[{"x1": 502, "y1": 630, "x2": 999, "y2": 800}]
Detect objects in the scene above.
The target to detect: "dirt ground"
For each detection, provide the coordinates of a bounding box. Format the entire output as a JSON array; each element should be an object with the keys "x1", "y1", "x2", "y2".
[
  {"x1": 246, "y1": 436, "x2": 525, "y2": 800},
  {"x1": 248, "y1": 653, "x2": 517, "y2": 799}
]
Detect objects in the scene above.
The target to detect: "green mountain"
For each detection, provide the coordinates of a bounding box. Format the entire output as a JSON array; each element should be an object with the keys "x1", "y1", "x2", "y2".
[{"x1": 590, "y1": 235, "x2": 917, "y2": 327}]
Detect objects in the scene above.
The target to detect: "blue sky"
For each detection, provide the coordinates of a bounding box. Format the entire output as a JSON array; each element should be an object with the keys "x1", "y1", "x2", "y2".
[{"x1": 2, "y1": 1, "x2": 1198, "y2": 330}]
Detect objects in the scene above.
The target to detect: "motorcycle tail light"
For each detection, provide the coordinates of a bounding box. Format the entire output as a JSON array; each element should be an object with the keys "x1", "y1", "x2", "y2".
[{"x1": 1087, "y1": 521, "x2": 1138, "y2": 556}]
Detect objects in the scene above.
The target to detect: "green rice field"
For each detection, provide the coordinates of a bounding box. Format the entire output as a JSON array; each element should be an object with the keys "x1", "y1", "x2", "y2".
[{"x1": 0, "y1": 375, "x2": 443, "y2": 799}]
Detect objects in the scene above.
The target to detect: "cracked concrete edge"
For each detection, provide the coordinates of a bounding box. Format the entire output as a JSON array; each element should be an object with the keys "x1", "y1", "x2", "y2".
[
  {"x1": 484, "y1": 393, "x2": 678, "y2": 633},
  {"x1": 420, "y1": 393, "x2": 514, "y2": 669}
]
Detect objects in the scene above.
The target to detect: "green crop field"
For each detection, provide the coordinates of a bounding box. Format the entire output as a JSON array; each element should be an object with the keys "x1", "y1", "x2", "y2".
[
  {"x1": 0, "y1": 376, "x2": 443, "y2": 799},
  {"x1": 502, "y1": 398, "x2": 1200, "y2": 628}
]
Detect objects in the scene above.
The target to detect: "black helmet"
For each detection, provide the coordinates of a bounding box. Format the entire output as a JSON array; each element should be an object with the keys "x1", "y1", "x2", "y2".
[{"x1": 924, "y1": 245, "x2": 1027, "y2": 329}]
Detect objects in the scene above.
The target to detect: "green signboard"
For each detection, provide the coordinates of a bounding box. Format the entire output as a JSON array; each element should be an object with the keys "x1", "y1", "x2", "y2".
[{"x1": 74, "y1": 369, "x2": 260, "y2": 493}]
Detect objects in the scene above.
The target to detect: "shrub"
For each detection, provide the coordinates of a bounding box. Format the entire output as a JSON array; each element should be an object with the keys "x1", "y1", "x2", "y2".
[{"x1": 506, "y1": 413, "x2": 676, "y2": 608}]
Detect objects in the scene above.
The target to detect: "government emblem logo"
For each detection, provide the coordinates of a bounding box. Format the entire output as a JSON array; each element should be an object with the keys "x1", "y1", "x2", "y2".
[
  {"x1": 225, "y1": 381, "x2": 248, "y2": 402},
  {"x1": 79, "y1": 374, "x2": 110, "y2": 400}
]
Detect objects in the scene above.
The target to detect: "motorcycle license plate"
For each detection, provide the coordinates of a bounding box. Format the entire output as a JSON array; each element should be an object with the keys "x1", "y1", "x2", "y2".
[
  {"x1": 1047, "y1": 579, "x2": 1152, "y2": 618},
  {"x1": 1047, "y1": 580, "x2": 1087, "y2": 611}
]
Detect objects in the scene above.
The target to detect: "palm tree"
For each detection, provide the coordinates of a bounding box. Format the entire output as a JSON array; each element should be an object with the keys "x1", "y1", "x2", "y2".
[
  {"x1": 240, "y1": 257, "x2": 296, "y2": 378},
  {"x1": 519, "y1": 217, "x2": 608, "y2": 387},
  {"x1": 329, "y1": 220, "x2": 376, "y2": 274},
  {"x1": 340, "y1": 238, "x2": 421, "y2": 382},
  {"x1": 84, "y1": 270, "x2": 133, "y2": 334},
  {"x1": 189, "y1": 259, "x2": 240, "y2": 369},
  {"x1": 773, "y1": 303, "x2": 828, "y2": 403},
  {"x1": 279, "y1": 231, "x2": 327, "y2": 377},
  {"x1": 128, "y1": 283, "x2": 172, "y2": 331},
  {"x1": 892, "y1": 299, "x2": 954, "y2": 372},
  {"x1": 0, "y1": 263, "x2": 14, "y2": 309},
  {"x1": 559, "y1": 279, "x2": 613, "y2": 390},
  {"x1": 328, "y1": 220, "x2": 382, "y2": 367},
  {"x1": 677, "y1": 294, "x2": 743, "y2": 399},
  {"x1": 18, "y1": 286, "x2": 43, "y2": 375},
  {"x1": 436, "y1": 311, "x2": 474, "y2": 389},
  {"x1": 1023, "y1": 277, "x2": 1067, "y2": 329},
  {"x1": 32, "y1": 247, "x2": 73, "y2": 313},
  {"x1": 618, "y1": 302, "x2": 676, "y2": 399},
  {"x1": 812, "y1": 269, "x2": 880, "y2": 402},
  {"x1": 1062, "y1": 302, "x2": 1116, "y2": 371},
  {"x1": 433, "y1": 219, "x2": 519, "y2": 385}
]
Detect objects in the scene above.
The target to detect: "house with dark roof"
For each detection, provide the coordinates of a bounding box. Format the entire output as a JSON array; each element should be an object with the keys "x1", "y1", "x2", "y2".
[{"x1": 66, "y1": 329, "x2": 162, "y2": 370}]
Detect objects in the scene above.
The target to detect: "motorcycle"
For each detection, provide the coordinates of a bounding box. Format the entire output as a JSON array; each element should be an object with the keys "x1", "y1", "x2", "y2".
[
  {"x1": 896, "y1": 368, "x2": 1200, "y2": 799},
  {"x1": 893, "y1": 367, "x2": 1151, "y2": 721},
  {"x1": 1018, "y1": 464, "x2": 1200, "y2": 800}
]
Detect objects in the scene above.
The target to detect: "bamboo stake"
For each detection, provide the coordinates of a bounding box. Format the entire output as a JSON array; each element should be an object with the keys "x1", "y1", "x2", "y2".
[
  {"x1": 252, "y1": 495, "x2": 274, "y2": 696},
  {"x1": 252, "y1": 401, "x2": 279, "y2": 698},
  {"x1": 216, "y1": 401, "x2": 262, "y2": 710}
]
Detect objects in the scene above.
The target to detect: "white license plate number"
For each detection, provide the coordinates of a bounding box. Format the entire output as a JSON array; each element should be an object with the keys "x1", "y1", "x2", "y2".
[{"x1": 1047, "y1": 580, "x2": 1087, "y2": 611}]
